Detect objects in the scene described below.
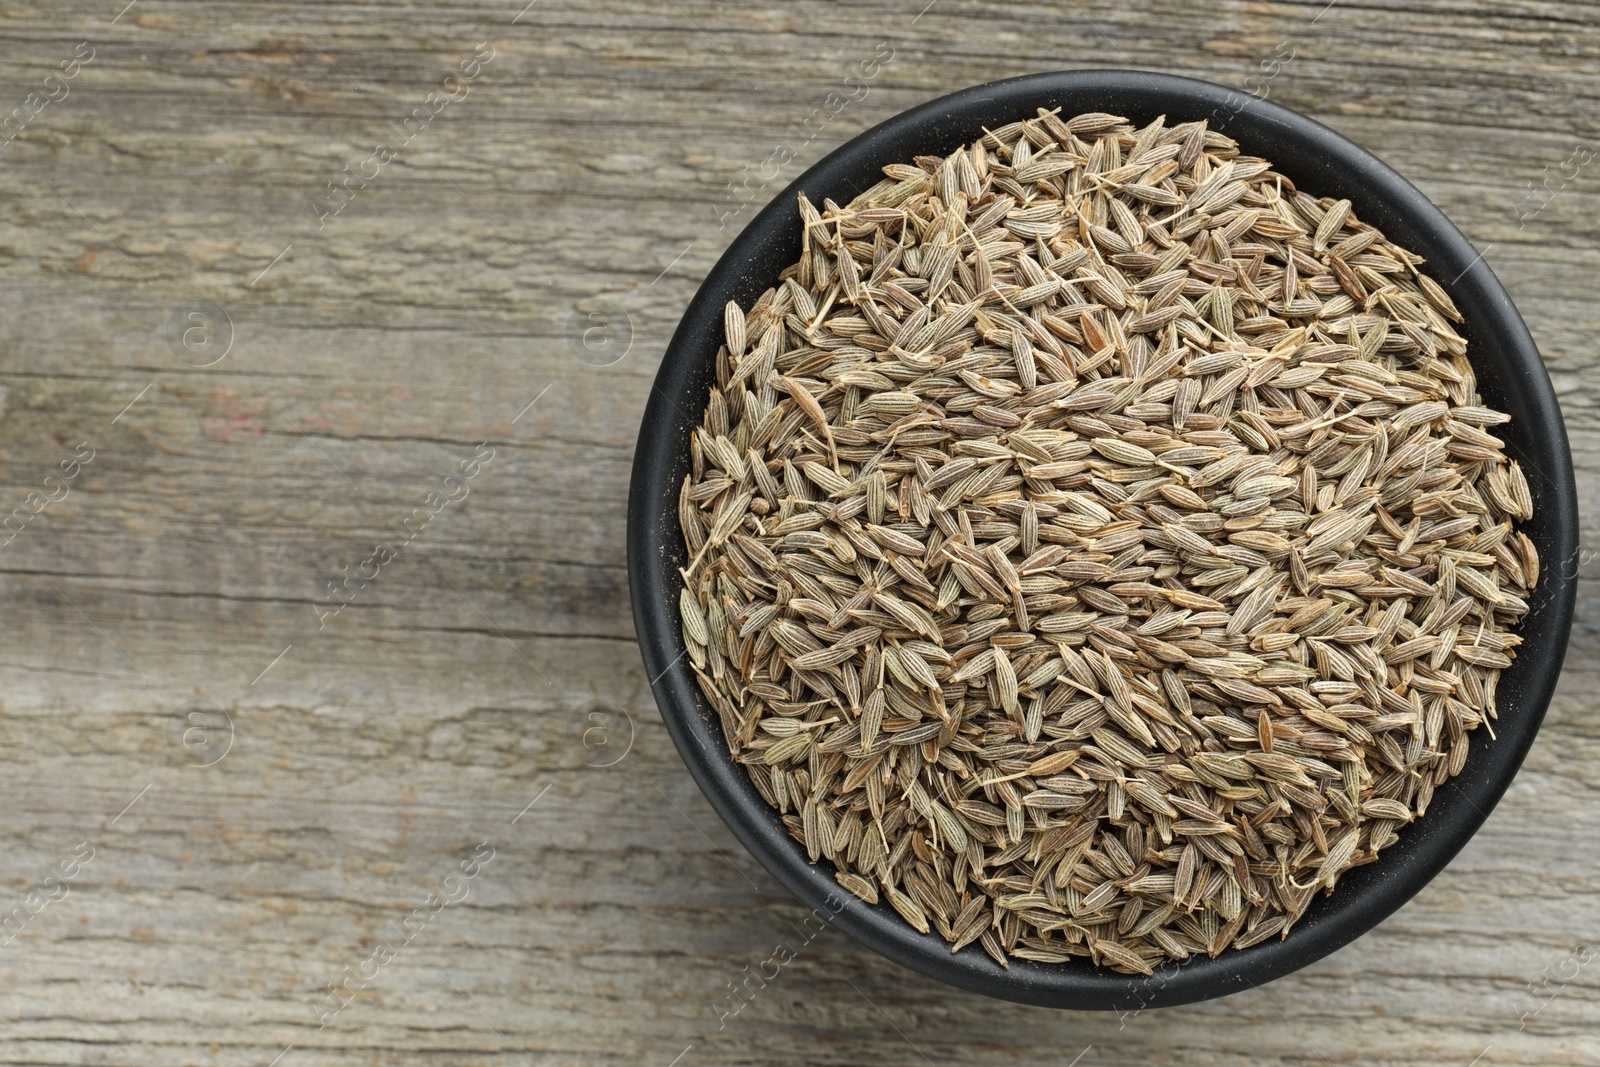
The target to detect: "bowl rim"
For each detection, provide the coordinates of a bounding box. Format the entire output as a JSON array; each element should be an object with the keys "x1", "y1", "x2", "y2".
[{"x1": 627, "y1": 68, "x2": 1578, "y2": 1010}]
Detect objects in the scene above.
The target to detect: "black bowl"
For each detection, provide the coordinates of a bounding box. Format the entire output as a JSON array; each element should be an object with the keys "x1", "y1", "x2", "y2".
[{"x1": 627, "y1": 70, "x2": 1577, "y2": 1010}]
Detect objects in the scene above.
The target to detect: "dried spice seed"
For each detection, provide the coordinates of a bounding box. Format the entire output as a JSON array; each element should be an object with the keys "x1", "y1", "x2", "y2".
[{"x1": 676, "y1": 109, "x2": 1536, "y2": 974}]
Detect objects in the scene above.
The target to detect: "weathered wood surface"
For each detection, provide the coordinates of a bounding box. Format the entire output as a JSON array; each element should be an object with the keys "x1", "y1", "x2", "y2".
[{"x1": 0, "y1": 1, "x2": 1597, "y2": 1064}]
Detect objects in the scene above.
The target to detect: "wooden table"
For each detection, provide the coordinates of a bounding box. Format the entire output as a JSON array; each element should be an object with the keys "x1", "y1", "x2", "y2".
[{"x1": 1, "y1": 1, "x2": 1595, "y2": 1063}]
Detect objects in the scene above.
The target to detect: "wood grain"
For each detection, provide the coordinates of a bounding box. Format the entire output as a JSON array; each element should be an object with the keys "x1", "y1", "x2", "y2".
[{"x1": 0, "y1": 1, "x2": 1596, "y2": 1064}]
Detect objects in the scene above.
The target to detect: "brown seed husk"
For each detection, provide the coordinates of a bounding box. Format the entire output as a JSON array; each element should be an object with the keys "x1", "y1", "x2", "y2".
[{"x1": 676, "y1": 109, "x2": 1535, "y2": 974}]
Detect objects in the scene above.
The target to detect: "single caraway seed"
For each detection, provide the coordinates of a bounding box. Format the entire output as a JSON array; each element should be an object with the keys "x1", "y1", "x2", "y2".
[{"x1": 675, "y1": 109, "x2": 1536, "y2": 975}]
